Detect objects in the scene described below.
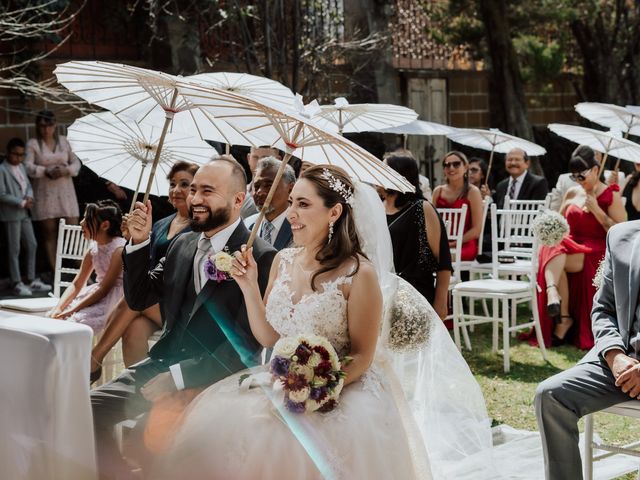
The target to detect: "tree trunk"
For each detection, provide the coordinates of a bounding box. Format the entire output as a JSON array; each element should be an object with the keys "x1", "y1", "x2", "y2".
[
  {"x1": 165, "y1": 14, "x2": 202, "y2": 75},
  {"x1": 478, "y1": 0, "x2": 533, "y2": 141}
]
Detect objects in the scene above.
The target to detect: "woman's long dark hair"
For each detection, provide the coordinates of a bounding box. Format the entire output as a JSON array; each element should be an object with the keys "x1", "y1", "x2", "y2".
[
  {"x1": 383, "y1": 155, "x2": 424, "y2": 208},
  {"x1": 300, "y1": 165, "x2": 367, "y2": 291},
  {"x1": 84, "y1": 200, "x2": 123, "y2": 239},
  {"x1": 568, "y1": 145, "x2": 604, "y2": 182},
  {"x1": 443, "y1": 151, "x2": 470, "y2": 199}
]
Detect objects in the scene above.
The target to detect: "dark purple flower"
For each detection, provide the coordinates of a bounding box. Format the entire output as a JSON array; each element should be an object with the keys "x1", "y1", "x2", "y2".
[
  {"x1": 294, "y1": 343, "x2": 312, "y2": 365},
  {"x1": 310, "y1": 387, "x2": 328, "y2": 402},
  {"x1": 270, "y1": 356, "x2": 291, "y2": 377},
  {"x1": 285, "y1": 398, "x2": 306, "y2": 414},
  {"x1": 317, "y1": 399, "x2": 337, "y2": 413},
  {"x1": 314, "y1": 360, "x2": 332, "y2": 377},
  {"x1": 203, "y1": 257, "x2": 228, "y2": 283}
]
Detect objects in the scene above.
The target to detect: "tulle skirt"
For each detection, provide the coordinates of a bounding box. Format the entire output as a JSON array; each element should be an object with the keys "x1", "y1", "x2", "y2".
[{"x1": 153, "y1": 364, "x2": 424, "y2": 480}]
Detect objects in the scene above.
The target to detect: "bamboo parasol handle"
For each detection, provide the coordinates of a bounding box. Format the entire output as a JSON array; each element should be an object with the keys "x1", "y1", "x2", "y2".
[
  {"x1": 483, "y1": 148, "x2": 496, "y2": 189},
  {"x1": 142, "y1": 88, "x2": 179, "y2": 205}
]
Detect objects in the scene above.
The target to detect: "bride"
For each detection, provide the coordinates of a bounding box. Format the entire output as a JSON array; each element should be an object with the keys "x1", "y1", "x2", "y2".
[{"x1": 154, "y1": 165, "x2": 432, "y2": 479}]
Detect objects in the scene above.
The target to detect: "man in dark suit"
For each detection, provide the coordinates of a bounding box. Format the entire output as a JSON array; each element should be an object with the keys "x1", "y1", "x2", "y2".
[
  {"x1": 535, "y1": 220, "x2": 640, "y2": 479},
  {"x1": 245, "y1": 157, "x2": 295, "y2": 250},
  {"x1": 91, "y1": 157, "x2": 276, "y2": 480},
  {"x1": 494, "y1": 147, "x2": 549, "y2": 209}
]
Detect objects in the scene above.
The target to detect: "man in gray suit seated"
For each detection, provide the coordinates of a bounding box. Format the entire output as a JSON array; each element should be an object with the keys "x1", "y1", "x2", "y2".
[{"x1": 535, "y1": 219, "x2": 640, "y2": 479}]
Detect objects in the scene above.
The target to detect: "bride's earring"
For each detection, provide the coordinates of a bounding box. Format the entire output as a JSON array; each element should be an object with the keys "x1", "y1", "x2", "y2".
[{"x1": 328, "y1": 221, "x2": 334, "y2": 244}]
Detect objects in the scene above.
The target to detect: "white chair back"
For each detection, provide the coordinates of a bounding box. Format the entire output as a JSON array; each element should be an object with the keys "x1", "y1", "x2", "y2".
[
  {"x1": 489, "y1": 204, "x2": 540, "y2": 277},
  {"x1": 437, "y1": 204, "x2": 468, "y2": 282},
  {"x1": 53, "y1": 219, "x2": 90, "y2": 297},
  {"x1": 503, "y1": 193, "x2": 551, "y2": 211},
  {"x1": 476, "y1": 198, "x2": 491, "y2": 255}
]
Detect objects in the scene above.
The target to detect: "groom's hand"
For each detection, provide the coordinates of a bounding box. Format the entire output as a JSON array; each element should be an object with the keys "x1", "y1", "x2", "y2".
[
  {"x1": 141, "y1": 372, "x2": 177, "y2": 402},
  {"x1": 128, "y1": 201, "x2": 152, "y2": 245}
]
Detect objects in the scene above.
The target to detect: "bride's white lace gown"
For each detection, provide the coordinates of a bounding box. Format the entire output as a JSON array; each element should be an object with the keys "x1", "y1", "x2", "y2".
[{"x1": 157, "y1": 248, "x2": 432, "y2": 480}]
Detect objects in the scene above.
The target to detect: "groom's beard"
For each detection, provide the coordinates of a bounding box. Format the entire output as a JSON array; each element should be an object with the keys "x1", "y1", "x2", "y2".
[{"x1": 189, "y1": 204, "x2": 231, "y2": 232}]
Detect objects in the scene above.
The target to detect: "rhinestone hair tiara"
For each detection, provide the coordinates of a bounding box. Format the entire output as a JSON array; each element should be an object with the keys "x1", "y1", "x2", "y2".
[{"x1": 321, "y1": 168, "x2": 354, "y2": 206}]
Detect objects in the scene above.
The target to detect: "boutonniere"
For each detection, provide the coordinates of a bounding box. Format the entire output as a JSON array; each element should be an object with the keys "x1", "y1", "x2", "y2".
[{"x1": 204, "y1": 248, "x2": 235, "y2": 283}]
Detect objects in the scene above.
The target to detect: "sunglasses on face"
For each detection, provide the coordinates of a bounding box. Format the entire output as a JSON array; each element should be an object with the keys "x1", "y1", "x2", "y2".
[
  {"x1": 569, "y1": 169, "x2": 591, "y2": 182},
  {"x1": 443, "y1": 160, "x2": 463, "y2": 169}
]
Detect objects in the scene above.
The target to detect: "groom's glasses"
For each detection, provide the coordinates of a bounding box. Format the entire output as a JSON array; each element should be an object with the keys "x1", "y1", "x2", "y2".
[{"x1": 569, "y1": 169, "x2": 591, "y2": 182}]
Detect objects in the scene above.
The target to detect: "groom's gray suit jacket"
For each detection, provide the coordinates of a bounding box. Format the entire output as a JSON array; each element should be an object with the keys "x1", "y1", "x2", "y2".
[
  {"x1": 581, "y1": 219, "x2": 640, "y2": 364},
  {"x1": 123, "y1": 221, "x2": 276, "y2": 389}
]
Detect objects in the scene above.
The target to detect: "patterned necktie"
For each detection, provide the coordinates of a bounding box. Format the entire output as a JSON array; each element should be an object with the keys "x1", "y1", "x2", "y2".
[
  {"x1": 508, "y1": 178, "x2": 517, "y2": 200},
  {"x1": 193, "y1": 235, "x2": 213, "y2": 292},
  {"x1": 262, "y1": 220, "x2": 275, "y2": 245}
]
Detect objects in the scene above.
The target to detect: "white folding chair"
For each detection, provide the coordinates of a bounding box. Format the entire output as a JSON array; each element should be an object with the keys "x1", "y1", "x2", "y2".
[
  {"x1": 53, "y1": 219, "x2": 90, "y2": 297},
  {"x1": 584, "y1": 401, "x2": 640, "y2": 480},
  {"x1": 452, "y1": 204, "x2": 547, "y2": 372}
]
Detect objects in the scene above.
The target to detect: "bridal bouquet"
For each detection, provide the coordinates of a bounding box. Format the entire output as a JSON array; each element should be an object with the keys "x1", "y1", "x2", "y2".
[
  {"x1": 270, "y1": 334, "x2": 346, "y2": 414},
  {"x1": 531, "y1": 210, "x2": 569, "y2": 246}
]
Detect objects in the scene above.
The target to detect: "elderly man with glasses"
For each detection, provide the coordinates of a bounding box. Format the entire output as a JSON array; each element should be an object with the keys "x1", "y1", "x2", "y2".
[{"x1": 494, "y1": 147, "x2": 549, "y2": 209}]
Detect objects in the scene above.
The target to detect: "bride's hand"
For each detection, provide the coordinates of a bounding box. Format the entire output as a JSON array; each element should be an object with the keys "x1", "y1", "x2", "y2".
[{"x1": 231, "y1": 245, "x2": 258, "y2": 289}]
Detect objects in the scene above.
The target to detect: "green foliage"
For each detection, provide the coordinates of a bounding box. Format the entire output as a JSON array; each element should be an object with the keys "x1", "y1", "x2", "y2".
[{"x1": 513, "y1": 35, "x2": 565, "y2": 84}]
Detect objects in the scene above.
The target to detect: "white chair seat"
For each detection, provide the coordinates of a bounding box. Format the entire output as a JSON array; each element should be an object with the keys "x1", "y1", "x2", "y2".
[
  {"x1": 603, "y1": 400, "x2": 640, "y2": 418},
  {"x1": 470, "y1": 260, "x2": 532, "y2": 276},
  {"x1": 453, "y1": 279, "x2": 530, "y2": 294}
]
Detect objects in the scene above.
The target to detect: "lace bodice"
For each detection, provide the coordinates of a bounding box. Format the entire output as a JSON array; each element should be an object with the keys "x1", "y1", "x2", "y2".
[{"x1": 265, "y1": 248, "x2": 352, "y2": 356}]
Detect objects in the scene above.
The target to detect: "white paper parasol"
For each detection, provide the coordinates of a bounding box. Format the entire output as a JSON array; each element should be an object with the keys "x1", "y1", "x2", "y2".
[
  {"x1": 313, "y1": 97, "x2": 418, "y2": 134},
  {"x1": 67, "y1": 111, "x2": 216, "y2": 211},
  {"x1": 548, "y1": 123, "x2": 640, "y2": 170},
  {"x1": 446, "y1": 128, "x2": 547, "y2": 185},
  {"x1": 178, "y1": 86, "x2": 414, "y2": 247},
  {"x1": 54, "y1": 61, "x2": 269, "y2": 203}
]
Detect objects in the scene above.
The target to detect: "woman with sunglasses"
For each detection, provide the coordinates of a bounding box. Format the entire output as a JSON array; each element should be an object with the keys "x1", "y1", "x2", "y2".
[
  {"x1": 534, "y1": 145, "x2": 625, "y2": 349},
  {"x1": 432, "y1": 151, "x2": 483, "y2": 261},
  {"x1": 24, "y1": 109, "x2": 81, "y2": 271}
]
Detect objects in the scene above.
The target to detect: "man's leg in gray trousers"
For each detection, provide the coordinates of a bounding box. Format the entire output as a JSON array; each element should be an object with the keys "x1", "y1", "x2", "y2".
[{"x1": 535, "y1": 360, "x2": 632, "y2": 479}]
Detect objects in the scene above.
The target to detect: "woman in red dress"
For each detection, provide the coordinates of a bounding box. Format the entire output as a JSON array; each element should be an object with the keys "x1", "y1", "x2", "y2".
[
  {"x1": 537, "y1": 146, "x2": 625, "y2": 349},
  {"x1": 432, "y1": 151, "x2": 483, "y2": 261}
]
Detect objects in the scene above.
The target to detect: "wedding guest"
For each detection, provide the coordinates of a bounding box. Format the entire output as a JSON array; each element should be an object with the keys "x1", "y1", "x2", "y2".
[
  {"x1": 0, "y1": 138, "x2": 50, "y2": 296},
  {"x1": 89, "y1": 162, "x2": 197, "y2": 379},
  {"x1": 622, "y1": 162, "x2": 640, "y2": 221},
  {"x1": 384, "y1": 154, "x2": 452, "y2": 319},
  {"x1": 244, "y1": 157, "x2": 294, "y2": 249},
  {"x1": 535, "y1": 219, "x2": 640, "y2": 479},
  {"x1": 493, "y1": 148, "x2": 548, "y2": 209},
  {"x1": 241, "y1": 145, "x2": 281, "y2": 219},
  {"x1": 90, "y1": 157, "x2": 276, "y2": 479},
  {"x1": 468, "y1": 157, "x2": 492, "y2": 201},
  {"x1": 47, "y1": 200, "x2": 126, "y2": 334},
  {"x1": 533, "y1": 145, "x2": 625, "y2": 349},
  {"x1": 24, "y1": 109, "x2": 81, "y2": 270},
  {"x1": 432, "y1": 151, "x2": 483, "y2": 261},
  {"x1": 299, "y1": 160, "x2": 314, "y2": 177},
  {"x1": 549, "y1": 151, "x2": 626, "y2": 211}
]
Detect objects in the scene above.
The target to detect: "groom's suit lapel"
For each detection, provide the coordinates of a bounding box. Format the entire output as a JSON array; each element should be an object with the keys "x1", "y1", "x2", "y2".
[
  {"x1": 166, "y1": 233, "x2": 199, "y2": 330},
  {"x1": 628, "y1": 232, "x2": 640, "y2": 326},
  {"x1": 190, "y1": 222, "x2": 249, "y2": 319}
]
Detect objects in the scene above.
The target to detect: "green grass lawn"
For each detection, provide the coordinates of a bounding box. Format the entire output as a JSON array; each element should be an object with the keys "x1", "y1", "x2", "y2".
[{"x1": 460, "y1": 321, "x2": 640, "y2": 479}]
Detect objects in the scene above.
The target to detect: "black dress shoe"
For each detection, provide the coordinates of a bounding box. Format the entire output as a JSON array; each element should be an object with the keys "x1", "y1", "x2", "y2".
[
  {"x1": 90, "y1": 366, "x2": 102, "y2": 384},
  {"x1": 551, "y1": 333, "x2": 567, "y2": 347}
]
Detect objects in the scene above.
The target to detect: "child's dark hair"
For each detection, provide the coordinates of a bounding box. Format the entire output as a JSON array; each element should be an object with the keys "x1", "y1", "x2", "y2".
[
  {"x1": 84, "y1": 200, "x2": 122, "y2": 239},
  {"x1": 6, "y1": 137, "x2": 25, "y2": 153}
]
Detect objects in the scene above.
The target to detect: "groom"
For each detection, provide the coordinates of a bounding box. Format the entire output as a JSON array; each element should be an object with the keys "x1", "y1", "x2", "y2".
[
  {"x1": 535, "y1": 220, "x2": 640, "y2": 479},
  {"x1": 91, "y1": 157, "x2": 276, "y2": 479}
]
